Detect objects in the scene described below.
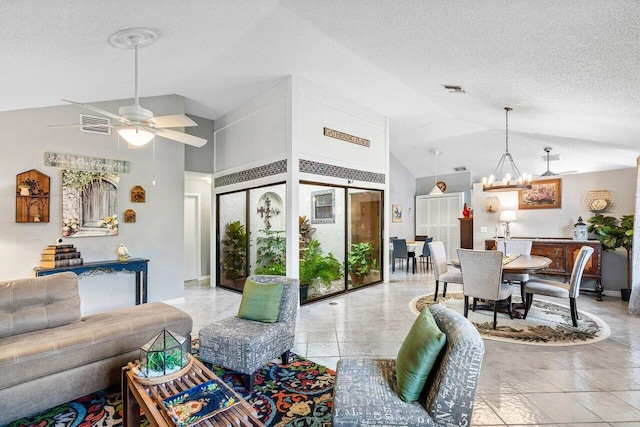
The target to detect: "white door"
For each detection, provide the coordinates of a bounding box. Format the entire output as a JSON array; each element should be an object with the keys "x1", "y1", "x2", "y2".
[
  {"x1": 415, "y1": 193, "x2": 464, "y2": 261},
  {"x1": 184, "y1": 194, "x2": 200, "y2": 281}
]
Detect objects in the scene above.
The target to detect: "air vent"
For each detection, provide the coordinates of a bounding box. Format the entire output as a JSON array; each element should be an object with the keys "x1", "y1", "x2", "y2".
[
  {"x1": 443, "y1": 85, "x2": 465, "y2": 93},
  {"x1": 80, "y1": 114, "x2": 111, "y2": 135},
  {"x1": 454, "y1": 166, "x2": 467, "y2": 172}
]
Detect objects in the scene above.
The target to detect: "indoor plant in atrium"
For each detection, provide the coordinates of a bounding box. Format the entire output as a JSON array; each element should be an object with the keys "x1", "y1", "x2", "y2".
[
  {"x1": 221, "y1": 221, "x2": 248, "y2": 289},
  {"x1": 348, "y1": 242, "x2": 378, "y2": 287},
  {"x1": 299, "y1": 239, "x2": 342, "y2": 302}
]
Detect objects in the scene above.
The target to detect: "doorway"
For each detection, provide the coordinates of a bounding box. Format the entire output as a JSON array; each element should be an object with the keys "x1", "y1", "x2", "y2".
[{"x1": 184, "y1": 193, "x2": 201, "y2": 282}]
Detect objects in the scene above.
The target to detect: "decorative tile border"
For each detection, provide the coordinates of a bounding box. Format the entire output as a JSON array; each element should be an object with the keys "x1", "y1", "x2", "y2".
[
  {"x1": 215, "y1": 159, "x2": 287, "y2": 187},
  {"x1": 299, "y1": 159, "x2": 385, "y2": 184}
]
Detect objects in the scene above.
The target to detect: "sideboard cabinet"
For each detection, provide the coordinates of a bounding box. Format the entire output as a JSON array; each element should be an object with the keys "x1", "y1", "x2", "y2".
[{"x1": 485, "y1": 238, "x2": 603, "y2": 300}]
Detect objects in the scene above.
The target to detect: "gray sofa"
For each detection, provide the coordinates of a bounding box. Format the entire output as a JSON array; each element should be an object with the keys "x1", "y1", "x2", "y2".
[
  {"x1": 0, "y1": 272, "x2": 193, "y2": 424},
  {"x1": 332, "y1": 304, "x2": 485, "y2": 426}
]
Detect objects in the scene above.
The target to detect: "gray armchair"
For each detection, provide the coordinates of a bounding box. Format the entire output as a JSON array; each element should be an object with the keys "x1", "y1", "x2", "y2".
[
  {"x1": 198, "y1": 275, "x2": 298, "y2": 391},
  {"x1": 332, "y1": 304, "x2": 485, "y2": 426}
]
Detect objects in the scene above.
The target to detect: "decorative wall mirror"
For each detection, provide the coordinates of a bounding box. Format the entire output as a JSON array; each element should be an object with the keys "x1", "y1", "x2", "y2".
[{"x1": 62, "y1": 170, "x2": 119, "y2": 237}]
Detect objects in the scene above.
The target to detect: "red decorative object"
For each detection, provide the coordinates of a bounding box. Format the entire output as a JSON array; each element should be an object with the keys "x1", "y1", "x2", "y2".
[{"x1": 462, "y1": 203, "x2": 470, "y2": 218}]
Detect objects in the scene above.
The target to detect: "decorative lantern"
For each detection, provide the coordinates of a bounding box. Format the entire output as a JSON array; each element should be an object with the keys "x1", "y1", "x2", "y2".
[
  {"x1": 573, "y1": 217, "x2": 589, "y2": 241},
  {"x1": 139, "y1": 328, "x2": 189, "y2": 378}
]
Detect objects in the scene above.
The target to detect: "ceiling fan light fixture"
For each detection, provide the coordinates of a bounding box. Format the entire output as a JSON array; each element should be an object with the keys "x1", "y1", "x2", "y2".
[
  {"x1": 118, "y1": 126, "x2": 155, "y2": 146},
  {"x1": 482, "y1": 107, "x2": 532, "y2": 192}
]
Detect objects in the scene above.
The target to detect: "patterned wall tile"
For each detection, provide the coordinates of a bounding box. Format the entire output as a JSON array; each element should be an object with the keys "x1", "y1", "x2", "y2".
[
  {"x1": 215, "y1": 159, "x2": 287, "y2": 187},
  {"x1": 299, "y1": 159, "x2": 385, "y2": 184}
]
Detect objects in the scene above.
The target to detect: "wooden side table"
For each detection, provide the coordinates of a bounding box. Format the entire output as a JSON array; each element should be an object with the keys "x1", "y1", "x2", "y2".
[{"x1": 122, "y1": 356, "x2": 263, "y2": 427}]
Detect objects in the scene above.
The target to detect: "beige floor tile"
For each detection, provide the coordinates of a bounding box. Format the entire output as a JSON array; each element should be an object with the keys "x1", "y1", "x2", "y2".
[
  {"x1": 523, "y1": 392, "x2": 603, "y2": 423},
  {"x1": 483, "y1": 394, "x2": 554, "y2": 425},
  {"x1": 471, "y1": 397, "x2": 506, "y2": 425},
  {"x1": 612, "y1": 390, "x2": 640, "y2": 410},
  {"x1": 568, "y1": 391, "x2": 640, "y2": 422}
]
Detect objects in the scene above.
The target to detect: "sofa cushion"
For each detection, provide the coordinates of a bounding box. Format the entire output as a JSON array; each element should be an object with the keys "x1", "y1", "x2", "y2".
[
  {"x1": 0, "y1": 272, "x2": 81, "y2": 339},
  {"x1": 0, "y1": 302, "x2": 192, "y2": 391},
  {"x1": 395, "y1": 308, "x2": 446, "y2": 402},
  {"x1": 237, "y1": 278, "x2": 283, "y2": 323}
]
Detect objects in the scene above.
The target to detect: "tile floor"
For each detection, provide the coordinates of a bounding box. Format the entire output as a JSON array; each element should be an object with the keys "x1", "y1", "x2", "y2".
[{"x1": 178, "y1": 269, "x2": 640, "y2": 426}]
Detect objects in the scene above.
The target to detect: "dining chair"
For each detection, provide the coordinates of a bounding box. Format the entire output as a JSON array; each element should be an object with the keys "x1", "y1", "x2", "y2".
[
  {"x1": 418, "y1": 237, "x2": 433, "y2": 273},
  {"x1": 457, "y1": 249, "x2": 514, "y2": 330},
  {"x1": 523, "y1": 246, "x2": 594, "y2": 327},
  {"x1": 428, "y1": 241, "x2": 462, "y2": 301},
  {"x1": 496, "y1": 239, "x2": 533, "y2": 300},
  {"x1": 392, "y1": 239, "x2": 416, "y2": 273}
]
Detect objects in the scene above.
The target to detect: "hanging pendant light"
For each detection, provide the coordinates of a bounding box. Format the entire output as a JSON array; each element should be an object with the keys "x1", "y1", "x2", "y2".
[{"x1": 482, "y1": 107, "x2": 532, "y2": 192}]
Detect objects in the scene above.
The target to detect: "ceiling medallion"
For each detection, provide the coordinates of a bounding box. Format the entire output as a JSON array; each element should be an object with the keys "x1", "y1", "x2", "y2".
[{"x1": 482, "y1": 107, "x2": 532, "y2": 192}]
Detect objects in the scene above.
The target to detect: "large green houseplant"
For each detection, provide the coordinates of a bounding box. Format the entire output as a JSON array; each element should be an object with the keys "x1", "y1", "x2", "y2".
[
  {"x1": 221, "y1": 221, "x2": 247, "y2": 286},
  {"x1": 254, "y1": 229, "x2": 286, "y2": 275},
  {"x1": 299, "y1": 239, "x2": 342, "y2": 301},
  {"x1": 348, "y1": 242, "x2": 378, "y2": 287},
  {"x1": 588, "y1": 214, "x2": 634, "y2": 300}
]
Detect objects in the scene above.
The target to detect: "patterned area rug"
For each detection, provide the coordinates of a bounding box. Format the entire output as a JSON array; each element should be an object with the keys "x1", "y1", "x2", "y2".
[
  {"x1": 411, "y1": 292, "x2": 610, "y2": 346},
  {"x1": 5, "y1": 351, "x2": 334, "y2": 427}
]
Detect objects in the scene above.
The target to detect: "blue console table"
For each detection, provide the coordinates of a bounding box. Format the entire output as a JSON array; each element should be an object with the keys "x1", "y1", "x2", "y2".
[{"x1": 35, "y1": 258, "x2": 149, "y2": 305}]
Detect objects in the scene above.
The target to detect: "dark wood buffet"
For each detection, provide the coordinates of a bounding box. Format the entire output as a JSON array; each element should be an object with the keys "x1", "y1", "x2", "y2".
[{"x1": 485, "y1": 238, "x2": 604, "y2": 300}]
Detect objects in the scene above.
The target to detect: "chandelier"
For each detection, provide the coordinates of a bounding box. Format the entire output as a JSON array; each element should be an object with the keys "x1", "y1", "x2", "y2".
[{"x1": 482, "y1": 107, "x2": 532, "y2": 192}]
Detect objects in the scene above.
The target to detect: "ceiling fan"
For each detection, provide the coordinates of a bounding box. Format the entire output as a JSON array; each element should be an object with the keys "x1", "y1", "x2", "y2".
[
  {"x1": 53, "y1": 28, "x2": 207, "y2": 148},
  {"x1": 539, "y1": 147, "x2": 577, "y2": 177}
]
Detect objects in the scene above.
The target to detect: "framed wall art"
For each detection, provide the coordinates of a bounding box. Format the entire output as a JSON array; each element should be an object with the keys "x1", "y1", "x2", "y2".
[
  {"x1": 519, "y1": 178, "x2": 562, "y2": 210},
  {"x1": 392, "y1": 204, "x2": 402, "y2": 222}
]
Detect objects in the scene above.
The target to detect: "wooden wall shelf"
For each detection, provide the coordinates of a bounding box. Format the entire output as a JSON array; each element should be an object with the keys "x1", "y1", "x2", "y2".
[{"x1": 16, "y1": 169, "x2": 50, "y2": 223}]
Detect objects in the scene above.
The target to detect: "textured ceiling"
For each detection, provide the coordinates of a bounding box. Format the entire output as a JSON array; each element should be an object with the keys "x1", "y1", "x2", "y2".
[{"x1": 2, "y1": 0, "x2": 639, "y2": 179}]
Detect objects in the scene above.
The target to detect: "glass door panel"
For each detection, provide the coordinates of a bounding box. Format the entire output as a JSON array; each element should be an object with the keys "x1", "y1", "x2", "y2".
[
  {"x1": 299, "y1": 184, "x2": 346, "y2": 303},
  {"x1": 218, "y1": 191, "x2": 248, "y2": 291},
  {"x1": 249, "y1": 184, "x2": 287, "y2": 276},
  {"x1": 348, "y1": 189, "x2": 383, "y2": 289}
]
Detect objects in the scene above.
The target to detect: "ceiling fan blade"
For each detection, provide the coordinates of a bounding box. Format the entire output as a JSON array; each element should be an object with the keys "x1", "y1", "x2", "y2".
[
  {"x1": 156, "y1": 128, "x2": 207, "y2": 147},
  {"x1": 151, "y1": 114, "x2": 197, "y2": 128},
  {"x1": 62, "y1": 99, "x2": 130, "y2": 124}
]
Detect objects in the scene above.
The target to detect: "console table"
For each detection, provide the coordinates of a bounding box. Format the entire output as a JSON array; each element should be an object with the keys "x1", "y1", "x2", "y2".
[
  {"x1": 35, "y1": 258, "x2": 149, "y2": 305},
  {"x1": 485, "y1": 238, "x2": 603, "y2": 300}
]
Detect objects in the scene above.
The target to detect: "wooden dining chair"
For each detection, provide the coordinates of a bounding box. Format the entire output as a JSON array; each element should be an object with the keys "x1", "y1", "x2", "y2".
[
  {"x1": 428, "y1": 241, "x2": 462, "y2": 301},
  {"x1": 457, "y1": 249, "x2": 514, "y2": 330},
  {"x1": 523, "y1": 246, "x2": 594, "y2": 327}
]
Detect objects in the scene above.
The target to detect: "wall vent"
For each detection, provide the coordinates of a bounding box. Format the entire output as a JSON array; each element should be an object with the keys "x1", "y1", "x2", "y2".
[
  {"x1": 80, "y1": 114, "x2": 111, "y2": 135},
  {"x1": 453, "y1": 166, "x2": 467, "y2": 172}
]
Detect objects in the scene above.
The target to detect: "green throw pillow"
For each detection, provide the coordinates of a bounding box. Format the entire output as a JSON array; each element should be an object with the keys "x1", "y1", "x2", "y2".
[
  {"x1": 237, "y1": 279, "x2": 284, "y2": 323},
  {"x1": 395, "y1": 308, "x2": 446, "y2": 402}
]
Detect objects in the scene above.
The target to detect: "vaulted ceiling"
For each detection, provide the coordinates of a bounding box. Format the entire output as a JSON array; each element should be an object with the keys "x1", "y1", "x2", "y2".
[{"x1": 3, "y1": 1, "x2": 639, "y2": 179}]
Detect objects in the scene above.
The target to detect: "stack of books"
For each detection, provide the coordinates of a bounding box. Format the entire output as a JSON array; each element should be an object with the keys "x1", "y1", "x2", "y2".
[{"x1": 40, "y1": 244, "x2": 83, "y2": 268}]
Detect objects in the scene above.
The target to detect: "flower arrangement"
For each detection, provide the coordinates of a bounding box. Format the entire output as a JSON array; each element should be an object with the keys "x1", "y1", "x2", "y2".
[
  {"x1": 62, "y1": 217, "x2": 79, "y2": 236},
  {"x1": 100, "y1": 215, "x2": 118, "y2": 230}
]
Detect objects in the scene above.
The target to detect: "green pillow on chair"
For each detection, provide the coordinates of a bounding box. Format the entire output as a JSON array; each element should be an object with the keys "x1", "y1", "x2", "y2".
[
  {"x1": 395, "y1": 308, "x2": 447, "y2": 402},
  {"x1": 237, "y1": 278, "x2": 284, "y2": 323}
]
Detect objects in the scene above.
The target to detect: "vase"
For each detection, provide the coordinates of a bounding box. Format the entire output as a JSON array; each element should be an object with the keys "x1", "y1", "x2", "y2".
[{"x1": 109, "y1": 228, "x2": 118, "y2": 235}]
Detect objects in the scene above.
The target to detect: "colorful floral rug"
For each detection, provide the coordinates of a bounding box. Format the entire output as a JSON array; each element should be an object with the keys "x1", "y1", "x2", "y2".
[
  {"x1": 411, "y1": 292, "x2": 610, "y2": 346},
  {"x1": 4, "y1": 352, "x2": 334, "y2": 427}
]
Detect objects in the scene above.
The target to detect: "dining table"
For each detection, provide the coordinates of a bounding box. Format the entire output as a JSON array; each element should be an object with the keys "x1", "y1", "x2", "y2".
[{"x1": 451, "y1": 253, "x2": 552, "y2": 318}]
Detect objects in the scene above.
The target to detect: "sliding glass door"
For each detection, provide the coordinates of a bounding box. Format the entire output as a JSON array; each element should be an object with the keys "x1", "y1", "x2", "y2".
[{"x1": 347, "y1": 189, "x2": 382, "y2": 289}]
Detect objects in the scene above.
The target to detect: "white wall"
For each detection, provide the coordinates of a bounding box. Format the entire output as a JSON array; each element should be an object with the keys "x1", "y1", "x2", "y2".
[
  {"x1": 416, "y1": 171, "x2": 472, "y2": 207},
  {"x1": 0, "y1": 95, "x2": 187, "y2": 314},
  {"x1": 389, "y1": 154, "x2": 416, "y2": 239},
  {"x1": 472, "y1": 168, "x2": 636, "y2": 292},
  {"x1": 299, "y1": 184, "x2": 346, "y2": 259}
]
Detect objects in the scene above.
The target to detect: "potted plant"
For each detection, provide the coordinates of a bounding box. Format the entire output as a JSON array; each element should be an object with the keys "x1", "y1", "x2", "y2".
[
  {"x1": 588, "y1": 214, "x2": 634, "y2": 301},
  {"x1": 254, "y1": 229, "x2": 286, "y2": 276},
  {"x1": 348, "y1": 242, "x2": 378, "y2": 287},
  {"x1": 221, "y1": 221, "x2": 248, "y2": 288},
  {"x1": 299, "y1": 215, "x2": 316, "y2": 258},
  {"x1": 299, "y1": 239, "x2": 342, "y2": 301}
]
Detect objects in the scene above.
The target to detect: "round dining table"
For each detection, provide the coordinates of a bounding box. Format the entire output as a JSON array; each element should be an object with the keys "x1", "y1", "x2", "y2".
[{"x1": 451, "y1": 253, "x2": 552, "y2": 318}]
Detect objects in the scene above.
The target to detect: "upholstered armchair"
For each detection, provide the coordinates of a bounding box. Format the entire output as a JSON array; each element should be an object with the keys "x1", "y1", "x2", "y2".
[
  {"x1": 332, "y1": 304, "x2": 485, "y2": 426},
  {"x1": 198, "y1": 275, "x2": 298, "y2": 391}
]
